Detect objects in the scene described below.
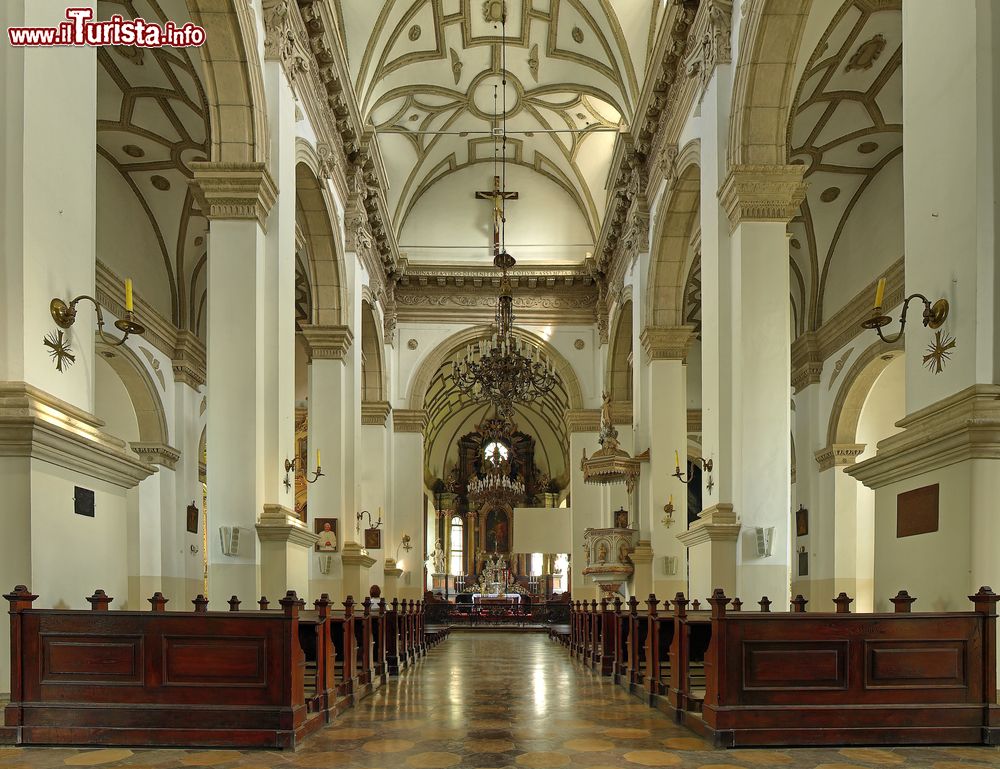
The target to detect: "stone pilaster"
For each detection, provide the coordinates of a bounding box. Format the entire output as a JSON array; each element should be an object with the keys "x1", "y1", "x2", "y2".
[{"x1": 188, "y1": 162, "x2": 277, "y2": 228}]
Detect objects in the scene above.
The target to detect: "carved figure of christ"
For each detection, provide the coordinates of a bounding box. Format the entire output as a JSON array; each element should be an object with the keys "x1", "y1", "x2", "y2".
[{"x1": 475, "y1": 174, "x2": 518, "y2": 254}]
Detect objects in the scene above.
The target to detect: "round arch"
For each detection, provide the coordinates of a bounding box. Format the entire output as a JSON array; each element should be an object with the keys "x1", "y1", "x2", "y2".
[
  {"x1": 406, "y1": 326, "x2": 585, "y2": 413},
  {"x1": 187, "y1": 0, "x2": 267, "y2": 164},
  {"x1": 295, "y1": 145, "x2": 347, "y2": 327},
  {"x1": 361, "y1": 298, "x2": 386, "y2": 401},
  {"x1": 729, "y1": 0, "x2": 813, "y2": 167},
  {"x1": 95, "y1": 341, "x2": 171, "y2": 447},
  {"x1": 827, "y1": 338, "x2": 905, "y2": 447},
  {"x1": 606, "y1": 298, "x2": 633, "y2": 403},
  {"x1": 647, "y1": 152, "x2": 701, "y2": 329}
]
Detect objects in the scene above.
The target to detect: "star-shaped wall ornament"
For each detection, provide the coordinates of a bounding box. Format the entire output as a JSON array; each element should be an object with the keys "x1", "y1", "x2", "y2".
[
  {"x1": 923, "y1": 330, "x2": 957, "y2": 374},
  {"x1": 44, "y1": 330, "x2": 76, "y2": 372}
]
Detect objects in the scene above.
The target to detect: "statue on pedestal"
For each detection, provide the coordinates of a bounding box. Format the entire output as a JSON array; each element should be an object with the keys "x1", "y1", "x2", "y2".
[{"x1": 431, "y1": 539, "x2": 447, "y2": 574}]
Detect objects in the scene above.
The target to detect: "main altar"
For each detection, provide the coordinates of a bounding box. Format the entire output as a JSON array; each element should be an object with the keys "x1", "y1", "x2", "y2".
[{"x1": 468, "y1": 553, "x2": 527, "y2": 602}]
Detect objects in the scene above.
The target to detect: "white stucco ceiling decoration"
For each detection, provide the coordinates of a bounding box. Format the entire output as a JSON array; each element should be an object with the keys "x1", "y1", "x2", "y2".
[
  {"x1": 787, "y1": 0, "x2": 902, "y2": 333},
  {"x1": 334, "y1": 0, "x2": 661, "y2": 265}
]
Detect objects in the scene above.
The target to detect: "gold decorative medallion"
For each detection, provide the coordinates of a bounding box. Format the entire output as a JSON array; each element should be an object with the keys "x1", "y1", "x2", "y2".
[
  {"x1": 43, "y1": 330, "x2": 75, "y2": 372},
  {"x1": 923, "y1": 330, "x2": 956, "y2": 374}
]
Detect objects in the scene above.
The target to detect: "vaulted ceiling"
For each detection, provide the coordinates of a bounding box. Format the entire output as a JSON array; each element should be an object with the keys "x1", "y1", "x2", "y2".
[
  {"x1": 788, "y1": 0, "x2": 903, "y2": 333},
  {"x1": 334, "y1": 0, "x2": 662, "y2": 265},
  {"x1": 96, "y1": 0, "x2": 210, "y2": 336}
]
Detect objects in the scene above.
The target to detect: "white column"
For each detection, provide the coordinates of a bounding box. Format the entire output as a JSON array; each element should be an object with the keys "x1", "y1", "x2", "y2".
[
  {"x1": 0, "y1": 0, "x2": 97, "y2": 411},
  {"x1": 361, "y1": 402, "x2": 391, "y2": 587},
  {"x1": 718, "y1": 166, "x2": 804, "y2": 606},
  {"x1": 850, "y1": 1, "x2": 1000, "y2": 618},
  {"x1": 301, "y1": 325, "x2": 353, "y2": 598},
  {"x1": 640, "y1": 327, "x2": 696, "y2": 598},
  {"x1": 698, "y1": 60, "x2": 735, "y2": 510},
  {"x1": 170, "y1": 342, "x2": 206, "y2": 599},
  {"x1": 191, "y1": 162, "x2": 276, "y2": 606},
  {"x1": 261, "y1": 59, "x2": 297, "y2": 510},
  {"x1": 392, "y1": 410, "x2": 427, "y2": 599},
  {"x1": 567, "y1": 411, "x2": 602, "y2": 599},
  {"x1": 812, "y1": 445, "x2": 868, "y2": 608}
]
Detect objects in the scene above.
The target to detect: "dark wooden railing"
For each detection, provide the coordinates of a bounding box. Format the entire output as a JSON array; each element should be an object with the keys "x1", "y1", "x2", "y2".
[
  {"x1": 562, "y1": 587, "x2": 1000, "y2": 747},
  {"x1": 4, "y1": 587, "x2": 448, "y2": 749}
]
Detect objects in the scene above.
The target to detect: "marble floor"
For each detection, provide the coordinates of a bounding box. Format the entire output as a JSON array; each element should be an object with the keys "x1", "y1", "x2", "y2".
[{"x1": 3, "y1": 632, "x2": 1000, "y2": 769}]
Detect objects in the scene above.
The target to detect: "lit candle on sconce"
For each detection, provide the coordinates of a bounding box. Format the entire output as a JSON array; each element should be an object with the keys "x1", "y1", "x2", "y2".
[
  {"x1": 124, "y1": 278, "x2": 134, "y2": 312},
  {"x1": 874, "y1": 277, "x2": 886, "y2": 309}
]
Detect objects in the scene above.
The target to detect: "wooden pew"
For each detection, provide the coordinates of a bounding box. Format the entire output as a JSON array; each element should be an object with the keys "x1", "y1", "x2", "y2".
[
  {"x1": 688, "y1": 588, "x2": 1000, "y2": 747},
  {"x1": 327, "y1": 597, "x2": 357, "y2": 707},
  {"x1": 3, "y1": 587, "x2": 324, "y2": 748},
  {"x1": 612, "y1": 597, "x2": 631, "y2": 685},
  {"x1": 370, "y1": 598, "x2": 388, "y2": 683},
  {"x1": 589, "y1": 599, "x2": 601, "y2": 669},
  {"x1": 643, "y1": 595, "x2": 675, "y2": 706},
  {"x1": 352, "y1": 598, "x2": 375, "y2": 694},
  {"x1": 597, "y1": 598, "x2": 617, "y2": 676},
  {"x1": 384, "y1": 598, "x2": 405, "y2": 675},
  {"x1": 667, "y1": 594, "x2": 712, "y2": 717},
  {"x1": 627, "y1": 596, "x2": 649, "y2": 694}
]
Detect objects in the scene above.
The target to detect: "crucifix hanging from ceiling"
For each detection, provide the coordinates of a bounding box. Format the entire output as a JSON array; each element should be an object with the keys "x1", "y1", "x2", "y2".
[{"x1": 475, "y1": 174, "x2": 518, "y2": 255}]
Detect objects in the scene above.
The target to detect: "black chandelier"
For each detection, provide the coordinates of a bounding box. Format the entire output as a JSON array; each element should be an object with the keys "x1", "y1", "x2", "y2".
[{"x1": 452, "y1": 11, "x2": 557, "y2": 419}]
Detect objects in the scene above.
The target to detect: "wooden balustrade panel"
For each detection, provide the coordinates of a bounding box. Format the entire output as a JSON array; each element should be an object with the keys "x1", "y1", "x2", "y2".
[
  {"x1": 698, "y1": 612, "x2": 1000, "y2": 746},
  {"x1": 6, "y1": 609, "x2": 312, "y2": 748}
]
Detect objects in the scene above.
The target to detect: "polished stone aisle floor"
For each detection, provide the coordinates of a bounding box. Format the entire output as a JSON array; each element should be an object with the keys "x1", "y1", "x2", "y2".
[{"x1": 4, "y1": 632, "x2": 1000, "y2": 769}]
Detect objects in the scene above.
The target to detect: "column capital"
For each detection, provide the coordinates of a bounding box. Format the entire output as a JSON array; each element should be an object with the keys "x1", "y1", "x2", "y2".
[
  {"x1": 393, "y1": 409, "x2": 427, "y2": 433},
  {"x1": 130, "y1": 442, "x2": 181, "y2": 470},
  {"x1": 300, "y1": 324, "x2": 353, "y2": 361},
  {"x1": 565, "y1": 409, "x2": 601, "y2": 434},
  {"x1": 814, "y1": 443, "x2": 866, "y2": 471},
  {"x1": 362, "y1": 400, "x2": 392, "y2": 426},
  {"x1": 790, "y1": 331, "x2": 823, "y2": 393},
  {"x1": 718, "y1": 164, "x2": 806, "y2": 231},
  {"x1": 640, "y1": 325, "x2": 697, "y2": 361},
  {"x1": 675, "y1": 503, "x2": 741, "y2": 547},
  {"x1": 171, "y1": 330, "x2": 206, "y2": 389},
  {"x1": 188, "y1": 162, "x2": 277, "y2": 228}
]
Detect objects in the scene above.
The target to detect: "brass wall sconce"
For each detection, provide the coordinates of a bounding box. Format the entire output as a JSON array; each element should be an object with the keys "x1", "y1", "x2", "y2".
[
  {"x1": 861, "y1": 276, "x2": 949, "y2": 344},
  {"x1": 673, "y1": 450, "x2": 712, "y2": 484},
  {"x1": 47, "y1": 278, "x2": 145, "y2": 370},
  {"x1": 396, "y1": 533, "x2": 412, "y2": 561},
  {"x1": 356, "y1": 508, "x2": 383, "y2": 535},
  {"x1": 662, "y1": 495, "x2": 675, "y2": 528},
  {"x1": 283, "y1": 449, "x2": 323, "y2": 491}
]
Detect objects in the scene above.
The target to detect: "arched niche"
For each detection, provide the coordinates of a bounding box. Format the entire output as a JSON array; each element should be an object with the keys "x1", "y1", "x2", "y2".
[
  {"x1": 828, "y1": 339, "x2": 905, "y2": 448},
  {"x1": 295, "y1": 143, "x2": 346, "y2": 327},
  {"x1": 187, "y1": 0, "x2": 268, "y2": 164},
  {"x1": 361, "y1": 299, "x2": 386, "y2": 402},
  {"x1": 94, "y1": 340, "x2": 171, "y2": 451},
  {"x1": 606, "y1": 298, "x2": 633, "y2": 403},
  {"x1": 647, "y1": 150, "x2": 701, "y2": 329},
  {"x1": 729, "y1": 0, "x2": 813, "y2": 167}
]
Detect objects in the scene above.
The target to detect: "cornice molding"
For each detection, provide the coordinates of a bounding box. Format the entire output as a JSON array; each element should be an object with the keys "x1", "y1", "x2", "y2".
[
  {"x1": 394, "y1": 285, "x2": 598, "y2": 325},
  {"x1": 719, "y1": 164, "x2": 807, "y2": 230},
  {"x1": 361, "y1": 400, "x2": 391, "y2": 426},
  {"x1": 640, "y1": 325, "x2": 697, "y2": 361},
  {"x1": 188, "y1": 162, "x2": 277, "y2": 227},
  {"x1": 130, "y1": 442, "x2": 181, "y2": 470},
  {"x1": 300, "y1": 324, "x2": 353, "y2": 361},
  {"x1": 393, "y1": 409, "x2": 427, "y2": 434},
  {"x1": 848, "y1": 385, "x2": 1000, "y2": 489},
  {"x1": 565, "y1": 409, "x2": 601, "y2": 434},
  {"x1": 675, "y1": 503, "x2": 741, "y2": 547},
  {"x1": 687, "y1": 409, "x2": 702, "y2": 434},
  {"x1": 814, "y1": 443, "x2": 866, "y2": 472},
  {"x1": 0, "y1": 382, "x2": 155, "y2": 489}
]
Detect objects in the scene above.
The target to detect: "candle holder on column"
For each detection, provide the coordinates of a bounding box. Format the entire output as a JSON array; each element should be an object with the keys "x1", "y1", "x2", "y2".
[
  {"x1": 672, "y1": 454, "x2": 712, "y2": 484},
  {"x1": 46, "y1": 278, "x2": 145, "y2": 370},
  {"x1": 283, "y1": 455, "x2": 323, "y2": 492},
  {"x1": 861, "y1": 277, "x2": 949, "y2": 344}
]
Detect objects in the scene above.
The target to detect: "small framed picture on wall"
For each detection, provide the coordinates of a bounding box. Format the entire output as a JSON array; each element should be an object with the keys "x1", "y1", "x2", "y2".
[{"x1": 315, "y1": 518, "x2": 338, "y2": 552}]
